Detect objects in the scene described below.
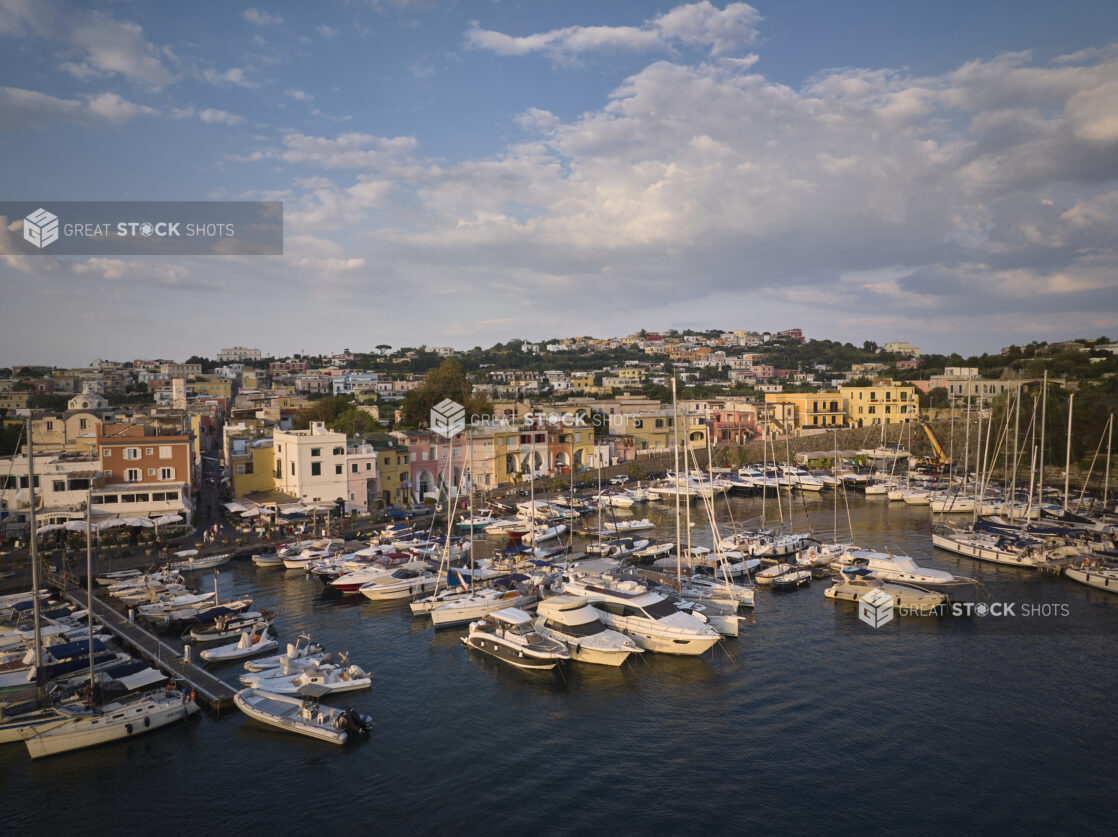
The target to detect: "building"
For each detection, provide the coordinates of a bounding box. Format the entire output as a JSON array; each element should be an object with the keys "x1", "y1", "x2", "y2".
[
  {"x1": 371, "y1": 436, "x2": 411, "y2": 508},
  {"x1": 217, "y1": 347, "x2": 263, "y2": 362},
  {"x1": 159, "y1": 363, "x2": 202, "y2": 377},
  {"x1": 608, "y1": 411, "x2": 706, "y2": 452},
  {"x1": 224, "y1": 422, "x2": 275, "y2": 497},
  {"x1": 839, "y1": 382, "x2": 917, "y2": 426},
  {"x1": 927, "y1": 375, "x2": 1025, "y2": 405},
  {"x1": 763, "y1": 393, "x2": 847, "y2": 430},
  {"x1": 272, "y1": 423, "x2": 348, "y2": 507},
  {"x1": 97, "y1": 426, "x2": 196, "y2": 497},
  {"x1": 883, "y1": 341, "x2": 920, "y2": 357},
  {"x1": 344, "y1": 438, "x2": 380, "y2": 512}
]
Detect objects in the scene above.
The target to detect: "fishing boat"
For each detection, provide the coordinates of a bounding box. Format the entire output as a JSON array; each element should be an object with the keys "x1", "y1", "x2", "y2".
[
  {"x1": 199, "y1": 627, "x2": 278, "y2": 663},
  {"x1": 234, "y1": 685, "x2": 372, "y2": 744},
  {"x1": 461, "y1": 608, "x2": 570, "y2": 670},
  {"x1": 535, "y1": 596, "x2": 644, "y2": 666},
  {"x1": 21, "y1": 689, "x2": 198, "y2": 759}
]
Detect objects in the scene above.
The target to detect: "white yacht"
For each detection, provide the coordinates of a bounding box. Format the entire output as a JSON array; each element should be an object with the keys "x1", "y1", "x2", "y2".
[
  {"x1": 461, "y1": 608, "x2": 570, "y2": 670},
  {"x1": 838, "y1": 548, "x2": 979, "y2": 600},
  {"x1": 358, "y1": 567, "x2": 440, "y2": 601},
  {"x1": 560, "y1": 575, "x2": 720, "y2": 655},
  {"x1": 1064, "y1": 564, "x2": 1118, "y2": 594},
  {"x1": 932, "y1": 525, "x2": 1042, "y2": 567},
  {"x1": 429, "y1": 585, "x2": 538, "y2": 628},
  {"x1": 535, "y1": 596, "x2": 644, "y2": 666}
]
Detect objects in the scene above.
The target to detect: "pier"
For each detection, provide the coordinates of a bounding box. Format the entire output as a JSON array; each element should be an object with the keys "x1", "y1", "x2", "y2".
[{"x1": 56, "y1": 584, "x2": 238, "y2": 713}]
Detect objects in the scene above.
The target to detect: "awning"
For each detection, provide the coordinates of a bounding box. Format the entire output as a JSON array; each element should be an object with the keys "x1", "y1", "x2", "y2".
[
  {"x1": 224, "y1": 501, "x2": 248, "y2": 513},
  {"x1": 35, "y1": 523, "x2": 65, "y2": 534},
  {"x1": 153, "y1": 513, "x2": 183, "y2": 526}
]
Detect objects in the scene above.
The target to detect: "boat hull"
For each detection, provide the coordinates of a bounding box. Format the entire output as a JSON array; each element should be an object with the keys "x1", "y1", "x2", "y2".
[
  {"x1": 23, "y1": 694, "x2": 198, "y2": 759},
  {"x1": 1065, "y1": 567, "x2": 1118, "y2": 593}
]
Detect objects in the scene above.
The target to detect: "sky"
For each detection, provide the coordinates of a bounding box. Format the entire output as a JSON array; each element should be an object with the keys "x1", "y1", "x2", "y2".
[{"x1": 2, "y1": 0, "x2": 1118, "y2": 366}]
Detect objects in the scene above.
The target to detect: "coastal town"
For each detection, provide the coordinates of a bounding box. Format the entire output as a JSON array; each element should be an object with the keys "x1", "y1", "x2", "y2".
[{"x1": 3, "y1": 329, "x2": 1115, "y2": 531}]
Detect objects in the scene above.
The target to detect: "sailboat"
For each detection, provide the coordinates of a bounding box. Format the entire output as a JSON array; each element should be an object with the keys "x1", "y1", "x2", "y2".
[{"x1": 20, "y1": 428, "x2": 199, "y2": 758}]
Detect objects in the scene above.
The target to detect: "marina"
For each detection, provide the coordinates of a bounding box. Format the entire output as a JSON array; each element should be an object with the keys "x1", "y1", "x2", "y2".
[{"x1": 3, "y1": 489, "x2": 1116, "y2": 832}]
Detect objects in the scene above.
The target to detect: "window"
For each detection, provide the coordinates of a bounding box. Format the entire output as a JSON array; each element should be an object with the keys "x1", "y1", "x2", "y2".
[
  {"x1": 159, "y1": 467, "x2": 175, "y2": 481},
  {"x1": 335, "y1": 465, "x2": 343, "y2": 475},
  {"x1": 146, "y1": 448, "x2": 154, "y2": 455},
  {"x1": 125, "y1": 468, "x2": 141, "y2": 482},
  {"x1": 133, "y1": 493, "x2": 149, "y2": 502},
  {"x1": 68, "y1": 478, "x2": 89, "y2": 491},
  {"x1": 104, "y1": 448, "x2": 112, "y2": 457},
  {"x1": 159, "y1": 446, "x2": 172, "y2": 459},
  {"x1": 351, "y1": 463, "x2": 358, "y2": 473},
  {"x1": 366, "y1": 462, "x2": 372, "y2": 471},
  {"x1": 45, "y1": 421, "x2": 53, "y2": 431},
  {"x1": 53, "y1": 480, "x2": 65, "y2": 491},
  {"x1": 290, "y1": 462, "x2": 295, "y2": 476},
  {"x1": 79, "y1": 419, "x2": 87, "y2": 430},
  {"x1": 124, "y1": 448, "x2": 140, "y2": 460},
  {"x1": 165, "y1": 491, "x2": 178, "y2": 501},
  {"x1": 121, "y1": 493, "x2": 135, "y2": 503},
  {"x1": 311, "y1": 448, "x2": 321, "y2": 458},
  {"x1": 333, "y1": 447, "x2": 344, "y2": 456},
  {"x1": 147, "y1": 468, "x2": 156, "y2": 476},
  {"x1": 152, "y1": 492, "x2": 165, "y2": 501},
  {"x1": 311, "y1": 462, "x2": 321, "y2": 476},
  {"x1": 105, "y1": 470, "x2": 112, "y2": 478}
]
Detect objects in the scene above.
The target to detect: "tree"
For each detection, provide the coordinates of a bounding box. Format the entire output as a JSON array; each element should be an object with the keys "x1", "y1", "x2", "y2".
[
  {"x1": 376, "y1": 344, "x2": 392, "y2": 355},
  {"x1": 399, "y1": 359, "x2": 491, "y2": 429}
]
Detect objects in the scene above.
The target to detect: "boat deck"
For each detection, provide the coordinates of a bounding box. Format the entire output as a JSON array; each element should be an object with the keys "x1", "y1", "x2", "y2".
[{"x1": 57, "y1": 586, "x2": 237, "y2": 713}]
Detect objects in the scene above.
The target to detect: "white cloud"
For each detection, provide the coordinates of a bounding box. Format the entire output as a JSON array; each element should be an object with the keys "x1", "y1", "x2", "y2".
[
  {"x1": 202, "y1": 66, "x2": 259, "y2": 88},
  {"x1": 199, "y1": 107, "x2": 246, "y2": 125},
  {"x1": 316, "y1": 24, "x2": 339, "y2": 39},
  {"x1": 464, "y1": 1, "x2": 760, "y2": 60},
  {"x1": 72, "y1": 258, "x2": 190, "y2": 283},
  {"x1": 285, "y1": 88, "x2": 314, "y2": 102},
  {"x1": 0, "y1": 85, "x2": 157, "y2": 126},
  {"x1": 243, "y1": 8, "x2": 282, "y2": 26}
]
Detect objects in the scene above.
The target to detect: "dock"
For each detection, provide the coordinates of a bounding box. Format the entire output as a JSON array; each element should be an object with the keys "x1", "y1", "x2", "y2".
[{"x1": 57, "y1": 586, "x2": 238, "y2": 713}]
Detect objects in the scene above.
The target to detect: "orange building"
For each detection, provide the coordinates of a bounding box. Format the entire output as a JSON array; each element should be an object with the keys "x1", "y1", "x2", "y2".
[{"x1": 97, "y1": 424, "x2": 195, "y2": 491}]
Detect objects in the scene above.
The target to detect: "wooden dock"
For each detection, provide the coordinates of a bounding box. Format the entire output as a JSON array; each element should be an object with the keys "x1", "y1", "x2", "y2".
[{"x1": 58, "y1": 587, "x2": 238, "y2": 713}]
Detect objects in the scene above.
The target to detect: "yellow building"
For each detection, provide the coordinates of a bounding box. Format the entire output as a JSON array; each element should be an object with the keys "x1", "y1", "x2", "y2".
[
  {"x1": 839, "y1": 382, "x2": 917, "y2": 427},
  {"x1": 763, "y1": 392, "x2": 847, "y2": 429},
  {"x1": 232, "y1": 443, "x2": 275, "y2": 496},
  {"x1": 191, "y1": 377, "x2": 233, "y2": 398},
  {"x1": 569, "y1": 374, "x2": 595, "y2": 390},
  {"x1": 375, "y1": 440, "x2": 412, "y2": 507},
  {"x1": 608, "y1": 411, "x2": 706, "y2": 451}
]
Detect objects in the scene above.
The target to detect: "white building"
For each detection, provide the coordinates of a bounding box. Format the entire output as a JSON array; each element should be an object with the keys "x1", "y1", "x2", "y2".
[
  {"x1": 883, "y1": 341, "x2": 920, "y2": 357},
  {"x1": 273, "y1": 423, "x2": 349, "y2": 507},
  {"x1": 217, "y1": 347, "x2": 263, "y2": 362}
]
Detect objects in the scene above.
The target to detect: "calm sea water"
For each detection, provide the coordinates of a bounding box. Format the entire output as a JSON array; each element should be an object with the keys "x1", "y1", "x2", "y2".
[{"x1": 2, "y1": 493, "x2": 1116, "y2": 836}]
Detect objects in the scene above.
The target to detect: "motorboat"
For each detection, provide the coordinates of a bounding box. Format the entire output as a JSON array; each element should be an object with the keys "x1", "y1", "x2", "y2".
[
  {"x1": 535, "y1": 596, "x2": 643, "y2": 666},
  {"x1": 329, "y1": 555, "x2": 421, "y2": 594},
  {"x1": 838, "y1": 548, "x2": 979, "y2": 601},
  {"x1": 602, "y1": 518, "x2": 655, "y2": 533},
  {"x1": 234, "y1": 686, "x2": 372, "y2": 744},
  {"x1": 21, "y1": 689, "x2": 198, "y2": 759},
  {"x1": 238, "y1": 661, "x2": 371, "y2": 695},
  {"x1": 358, "y1": 567, "x2": 441, "y2": 601},
  {"x1": 243, "y1": 635, "x2": 325, "y2": 672},
  {"x1": 560, "y1": 575, "x2": 720, "y2": 656},
  {"x1": 932, "y1": 525, "x2": 1044, "y2": 567},
  {"x1": 251, "y1": 552, "x2": 285, "y2": 568},
  {"x1": 754, "y1": 563, "x2": 795, "y2": 586},
  {"x1": 166, "y1": 551, "x2": 232, "y2": 572},
  {"x1": 825, "y1": 569, "x2": 948, "y2": 610},
  {"x1": 770, "y1": 569, "x2": 812, "y2": 591},
  {"x1": 596, "y1": 491, "x2": 635, "y2": 509},
  {"x1": 199, "y1": 626, "x2": 278, "y2": 663},
  {"x1": 461, "y1": 607, "x2": 570, "y2": 670},
  {"x1": 186, "y1": 610, "x2": 276, "y2": 642}
]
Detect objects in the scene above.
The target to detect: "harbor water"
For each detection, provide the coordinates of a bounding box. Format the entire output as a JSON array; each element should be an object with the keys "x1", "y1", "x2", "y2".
[{"x1": 2, "y1": 493, "x2": 1116, "y2": 836}]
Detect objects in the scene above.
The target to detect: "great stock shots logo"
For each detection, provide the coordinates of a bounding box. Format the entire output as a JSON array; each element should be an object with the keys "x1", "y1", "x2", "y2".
[
  {"x1": 23, "y1": 208, "x2": 59, "y2": 249},
  {"x1": 858, "y1": 588, "x2": 895, "y2": 629},
  {"x1": 430, "y1": 399, "x2": 466, "y2": 438}
]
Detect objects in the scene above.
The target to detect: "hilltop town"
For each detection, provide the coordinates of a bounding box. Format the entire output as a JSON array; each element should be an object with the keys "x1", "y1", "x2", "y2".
[{"x1": 2, "y1": 329, "x2": 1115, "y2": 532}]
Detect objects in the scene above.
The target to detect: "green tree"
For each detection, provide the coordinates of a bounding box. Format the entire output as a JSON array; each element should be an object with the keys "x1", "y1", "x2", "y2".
[{"x1": 399, "y1": 359, "x2": 491, "y2": 428}]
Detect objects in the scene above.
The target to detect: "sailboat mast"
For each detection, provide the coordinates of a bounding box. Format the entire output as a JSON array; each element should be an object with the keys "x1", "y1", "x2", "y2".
[
  {"x1": 1011, "y1": 384, "x2": 1021, "y2": 519},
  {"x1": 1037, "y1": 371, "x2": 1047, "y2": 513},
  {"x1": 87, "y1": 483, "x2": 95, "y2": 690},
  {"x1": 672, "y1": 378, "x2": 682, "y2": 584},
  {"x1": 1064, "y1": 393, "x2": 1074, "y2": 513},
  {"x1": 1104, "y1": 413, "x2": 1113, "y2": 509},
  {"x1": 27, "y1": 419, "x2": 44, "y2": 692}
]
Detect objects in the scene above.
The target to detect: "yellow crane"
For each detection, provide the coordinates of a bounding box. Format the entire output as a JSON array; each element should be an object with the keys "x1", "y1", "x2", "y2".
[{"x1": 915, "y1": 419, "x2": 949, "y2": 469}]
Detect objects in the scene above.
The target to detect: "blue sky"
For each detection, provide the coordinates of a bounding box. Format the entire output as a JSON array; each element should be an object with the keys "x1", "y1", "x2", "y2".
[{"x1": 2, "y1": 0, "x2": 1118, "y2": 364}]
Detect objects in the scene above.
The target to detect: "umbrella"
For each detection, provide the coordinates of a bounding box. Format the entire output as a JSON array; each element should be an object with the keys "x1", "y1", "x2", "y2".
[
  {"x1": 96, "y1": 519, "x2": 128, "y2": 530},
  {"x1": 35, "y1": 523, "x2": 65, "y2": 534},
  {"x1": 240, "y1": 508, "x2": 261, "y2": 518},
  {"x1": 153, "y1": 514, "x2": 183, "y2": 526},
  {"x1": 224, "y1": 502, "x2": 248, "y2": 513},
  {"x1": 64, "y1": 521, "x2": 90, "y2": 532},
  {"x1": 122, "y1": 517, "x2": 154, "y2": 528}
]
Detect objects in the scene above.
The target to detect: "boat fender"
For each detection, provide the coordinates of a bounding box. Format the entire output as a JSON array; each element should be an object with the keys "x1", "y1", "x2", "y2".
[
  {"x1": 125, "y1": 723, "x2": 133, "y2": 735},
  {"x1": 144, "y1": 716, "x2": 151, "y2": 728},
  {"x1": 190, "y1": 688, "x2": 196, "y2": 703}
]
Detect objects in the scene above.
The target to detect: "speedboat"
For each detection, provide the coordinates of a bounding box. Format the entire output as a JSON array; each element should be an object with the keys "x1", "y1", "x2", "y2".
[
  {"x1": 199, "y1": 627, "x2": 277, "y2": 663},
  {"x1": 461, "y1": 607, "x2": 569, "y2": 670},
  {"x1": 825, "y1": 569, "x2": 948, "y2": 610},
  {"x1": 602, "y1": 518, "x2": 655, "y2": 533},
  {"x1": 251, "y1": 552, "x2": 285, "y2": 568},
  {"x1": 243, "y1": 635, "x2": 325, "y2": 672},
  {"x1": 359, "y1": 567, "x2": 440, "y2": 601},
  {"x1": 770, "y1": 569, "x2": 812, "y2": 591},
  {"x1": 166, "y1": 551, "x2": 232, "y2": 572},
  {"x1": 234, "y1": 686, "x2": 371, "y2": 744},
  {"x1": 535, "y1": 596, "x2": 643, "y2": 666},
  {"x1": 186, "y1": 610, "x2": 276, "y2": 642},
  {"x1": 238, "y1": 661, "x2": 371, "y2": 695},
  {"x1": 754, "y1": 563, "x2": 795, "y2": 585}
]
